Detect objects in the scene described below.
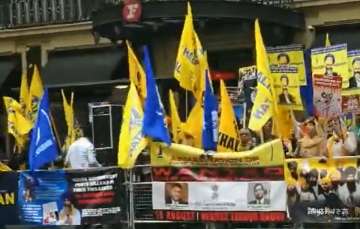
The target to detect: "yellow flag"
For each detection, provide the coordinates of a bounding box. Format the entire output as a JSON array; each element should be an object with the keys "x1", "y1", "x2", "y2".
[
  {"x1": 118, "y1": 83, "x2": 148, "y2": 169},
  {"x1": 29, "y1": 65, "x2": 44, "y2": 123},
  {"x1": 19, "y1": 72, "x2": 30, "y2": 116},
  {"x1": 169, "y1": 90, "x2": 183, "y2": 143},
  {"x1": 248, "y1": 19, "x2": 277, "y2": 132},
  {"x1": 217, "y1": 80, "x2": 241, "y2": 152},
  {"x1": 3, "y1": 97, "x2": 32, "y2": 149},
  {"x1": 325, "y1": 33, "x2": 331, "y2": 47},
  {"x1": 0, "y1": 162, "x2": 12, "y2": 172},
  {"x1": 182, "y1": 100, "x2": 203, "y2": 148},
  {"x1": 126, "y1": 40, "x2": 147, "y2": 99},
  {"x1": 174, "y1": 3, "x2": 209, "y2": 99},
  {"x1": 61, "y1": 90, "x2": 76, "y2": 151}
]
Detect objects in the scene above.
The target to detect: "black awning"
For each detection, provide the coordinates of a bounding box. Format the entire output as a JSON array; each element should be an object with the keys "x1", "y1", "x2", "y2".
[{"x1": 42, "y1": 46, "x2": 127, "y2": 88}]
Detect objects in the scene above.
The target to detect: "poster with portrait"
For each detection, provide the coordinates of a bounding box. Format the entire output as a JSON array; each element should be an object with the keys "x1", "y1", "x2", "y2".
[
  {"x1": 152, "y1": 181, "x2": 287, "y2": 222},
  {"x1": 348, "y1": 50, "x2": 360, "y2": 89},
  {"x1": 271, "y1": 66, "x2": 303, "y2": 110},
  {"x1": 342, "y1": 94, "x2": 360, "y2": 114},
  {"x1": 239, "y1": 65, "x2": 257, "y2": 109},
  {"x1": 285, "y1": 157, "x2": 360, "y2": 222},
  {"x1": 18, "y1": 168, "x2": 124, "y2": 225},
  {"x1": 267, "y1": 44, "x2": 307, "y2": 85},
  {"x1": 313, "y1": 75, "x2": 342, "y2": 118},
  {"x1": 311, "y1": 44, "x2": 349, "y2": 88}
]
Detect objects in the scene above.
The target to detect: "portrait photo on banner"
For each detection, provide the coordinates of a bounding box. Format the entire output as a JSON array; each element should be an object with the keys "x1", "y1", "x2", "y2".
[
  {"x1": 165, "y1": 182, "x2": 189, "y2": 206},
  {"x1": 247, "y1": 182, "x2": 271, "y2": 206}
]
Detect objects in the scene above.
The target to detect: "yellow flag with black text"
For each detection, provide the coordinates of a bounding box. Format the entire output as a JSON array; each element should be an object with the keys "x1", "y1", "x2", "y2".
[
  {"x1": 3, "y1": 97, "x2": 32, "y2": 149},
  {"x1": 174, "y1": 2, "x2": 208, "y2": 99},
  {"x1": 118, "y1": 83, "x2": 148, "y2": 169},
  {"x1": 29, "y1": 65, "x2": 44, "y2": 124},
  {"x1": 169, "y1": 90, "x2": 183, "y2": 143},
  {"x1": 126, "y1": 40, "x2": 147, "y2": 100},
  {"x1": 248, "y1": 19, "x2": 277, "y2": 132},
  {"x1": 218, "y1": 80, "x2": 241, "y2": 152}
]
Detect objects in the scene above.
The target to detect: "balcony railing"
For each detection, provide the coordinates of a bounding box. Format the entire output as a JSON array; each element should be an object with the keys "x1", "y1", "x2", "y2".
[{"x1": 0, "y1": 0, "x2": 293, "y2": 30}]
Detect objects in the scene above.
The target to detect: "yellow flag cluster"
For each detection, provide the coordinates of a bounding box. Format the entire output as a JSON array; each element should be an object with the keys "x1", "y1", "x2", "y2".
[
  {"x1": 118, "y1": 83, "x2": 147, "y2": 169},
  {"x1": 19, "y1": 72, "x2": 30, "y2": 117},
  {"x1": 3, "y1": 97, "x2": 32, "y2": 150},
  {"x1": 182, "y1": 100, "x2": 203, "y2": 148},
  {"x1": 174, "y1": 3, "x2": 209, "y2": 100},
  {"x1": 126, "y1": 41, "x2": 147, "y2": 99},
  {"x1": 248, "y1": 19, "x2": 277, "y2": 132}
]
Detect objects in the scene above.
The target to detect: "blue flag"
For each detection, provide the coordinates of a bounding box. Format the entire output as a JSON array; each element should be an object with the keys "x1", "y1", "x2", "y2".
[
  {"x1": 28, "y1": 89, "x2": 58, "y2": 170},
  {"x1": 300, "y1": 49, "x2": 314, "y2": 116},
  {"x1": 202, "y1": 72, "x2": 218, "y2": 151},
  {"x1": 142, "y1": 46, "x2": 171, "y2": 145}
]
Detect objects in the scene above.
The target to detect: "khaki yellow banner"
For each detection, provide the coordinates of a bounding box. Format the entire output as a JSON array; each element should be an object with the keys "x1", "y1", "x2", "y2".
[
  {"x1": 311, "y1": 44, "x2": 349, "y2": 88},
  {"x1": 150, "y1": 139, "x2": 284, "y2": 167},
  {"x1": 267, "y1": 44, "x2": 306, "y2": 86},
  {"x1": 348, "y1": 50, "x2": 360, "y2": 89}
]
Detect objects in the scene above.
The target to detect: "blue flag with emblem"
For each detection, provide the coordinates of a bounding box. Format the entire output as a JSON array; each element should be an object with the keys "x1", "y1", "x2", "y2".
[
  {"x1": 202, "y1": 71, "x2": 218, "y2": 151},
  {"x1": 28, "y1": 89, "x2": 58, "y2": 170},
  {"x1": 142, "y1": 46, "x2": 171, "y2": 145}
]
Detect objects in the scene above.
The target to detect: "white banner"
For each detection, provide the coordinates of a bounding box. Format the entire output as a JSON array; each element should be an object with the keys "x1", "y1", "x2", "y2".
[{"x1": 152, "y1": 181, "x2": 286, "y2": 212}]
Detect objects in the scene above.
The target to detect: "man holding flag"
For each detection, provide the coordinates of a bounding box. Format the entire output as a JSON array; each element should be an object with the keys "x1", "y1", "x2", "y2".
[{"x1": 28, "y1": 89, "x2": 58, "y2": 170}]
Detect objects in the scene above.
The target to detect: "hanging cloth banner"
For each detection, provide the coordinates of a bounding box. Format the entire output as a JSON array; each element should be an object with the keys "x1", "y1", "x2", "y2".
[{"x1": 150, "y1": 139, "x2": 284, "y2": 167}]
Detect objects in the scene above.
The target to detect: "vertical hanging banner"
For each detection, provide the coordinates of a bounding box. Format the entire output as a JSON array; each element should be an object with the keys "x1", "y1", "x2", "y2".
[
  {"x1": 267, "y1": 44, "x2": 307, "y2": 85},
  {"x1": 271, "y1": 66, "x2": 303, "y2": 110},
  {"x1": 313, "y1": 75, "x2": 342, "y2": 118},
  {"x1": 239, "y1": 65, "x2": 257, "y2": 109},
  {"x1": 0, "y1": 172, "x2": 19, "y2": 225},
  {"x1": 285, "y1": 158, "x2": 360, "y2": 222},
  {"x1": 18, "y1": 168, "x2": 124, "y2": 225},
  {"x1": 348, "y1": 50, "x2": 360, "y2": 88},
  {"x1": 311, "y1": 44, "x2": 349, "y2": 88}
]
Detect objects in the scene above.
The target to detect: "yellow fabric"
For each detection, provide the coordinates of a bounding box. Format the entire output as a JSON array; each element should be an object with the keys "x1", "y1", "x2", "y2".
[
  {"x1": 150, "y1": 139, "x2": 284, "y2": 167},
  {"x1": 19, "y1": 72, "x2": 30, "y2": 117},
  {"x1": 0, "y1": 162, "x2": 12, "y2": 172},
  {"x1": 3, "y1": 97, "x2": 32, "y2": 149},
  {"x1": 61, "y1": 90, "x2": 77, "y2": 151},
  {"x1": 126, "y1": 40, "x2": 147, "y2": 100},
  {"x1": 174, "y1": 3, "x2": 209, "y2": 100},
  {"x1": 248, "y1": 19, "x2": 277, "y2": 132},
  {"x1": 29, "y1": 65, "x2": 44, "y2": 124},
  {"x1": 169, "y1": 90, "x2": 183, "y2": 143},
  {"x1": 183, "y1": 100, "x2": 203, "y2": 148},
  {"x1": 118, "y1": 83, "x2": 148, "y2": 169},
  {"x1": 217, "y1": 80, "x2": 241, "y2": 152},
  {"x1": 325, "y1": 33, "x2": 331, "y2": 47}
]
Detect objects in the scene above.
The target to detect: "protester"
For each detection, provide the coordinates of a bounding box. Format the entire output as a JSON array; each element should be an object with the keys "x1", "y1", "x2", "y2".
[
  {"x1": 238, "y1": 128, "x2": 256, "y2": 151},
  {"x1": 65, "y1": 137, "x2": 101, "y2": 169}
]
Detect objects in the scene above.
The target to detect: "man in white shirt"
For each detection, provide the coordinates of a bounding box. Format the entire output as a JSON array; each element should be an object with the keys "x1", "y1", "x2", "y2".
[{"x1": 65, "y1": 137, "x2": 101, "y2": 169}]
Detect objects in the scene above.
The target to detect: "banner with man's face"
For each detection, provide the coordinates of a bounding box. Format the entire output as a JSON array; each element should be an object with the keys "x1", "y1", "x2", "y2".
[
  {"x1": 348, "y1": 50, "x2": 360, "y2": 89},
  {"x1": 311, "y1": 44, "x2": 349, "y2": 88},
  {"x1": 267, "y1": 44, "x2": 307, "y2": 85},
  {"x1": 271, "y1": 66, "x2": 303, "y2": 110}
]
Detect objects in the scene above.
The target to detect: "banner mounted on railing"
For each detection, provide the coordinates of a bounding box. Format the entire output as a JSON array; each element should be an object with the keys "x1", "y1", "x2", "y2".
[
  {"x1": 0, "y1": 172, "x2": 19, "y2": 225},
  {"x1": 18, "y1": 168, "x2": 124, "y2": 225},
  {"x1": 150, "y1": 139, "x2": 284, "y2": 167}
]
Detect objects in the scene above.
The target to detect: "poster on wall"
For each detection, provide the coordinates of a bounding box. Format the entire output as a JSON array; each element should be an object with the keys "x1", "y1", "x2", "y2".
[
  {"x1": 18, "y1": 168, "x2": 124, "y2": 225},
  {"x1": 267, "y1": 44, "x2": 307, "y2": 85},
  {"x1": 285, "y1": 157, "x2": 360, "y2": 222},
  {"x1": 311, "y1": 44, "x2": 349, "y2": 88}
]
